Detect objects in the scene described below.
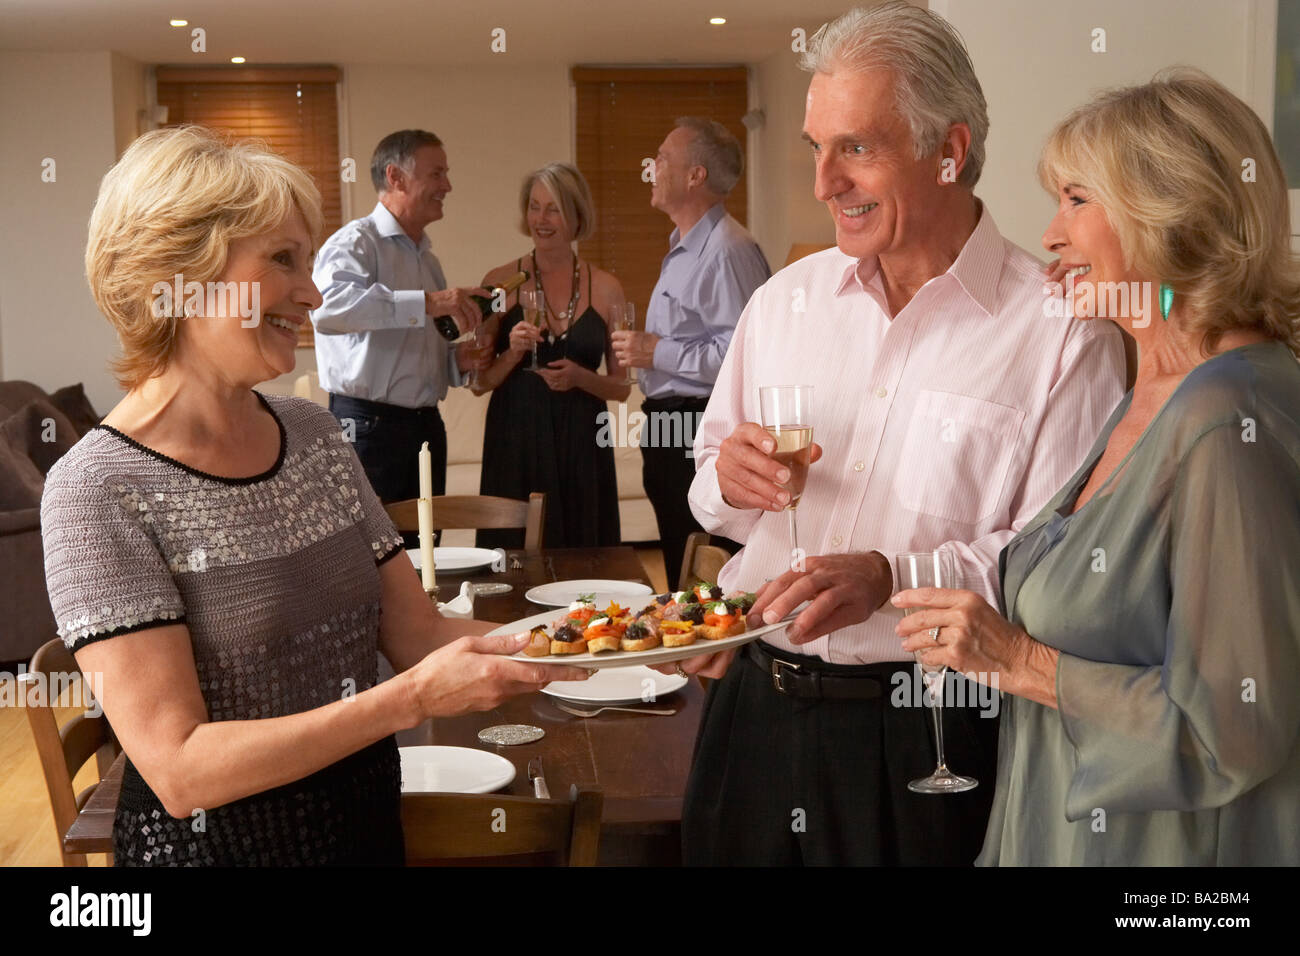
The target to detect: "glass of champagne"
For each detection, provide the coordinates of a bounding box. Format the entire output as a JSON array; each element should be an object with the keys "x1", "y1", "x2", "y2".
[
  {"x1": 519, "y1": 289, "x2": 545, "y2": 371},
  {"x1": 893, "y1": 551, "x2": 978, "y2": 795},
  {"x1": 758, "y1": 385, "x2": 813, "y2": 554},
  {"x1": 618, "y1": 302, "x2": 637, "y2": 385},
  {"x1": 468, "y1": 323, "x2": 493, "y2": 389}
]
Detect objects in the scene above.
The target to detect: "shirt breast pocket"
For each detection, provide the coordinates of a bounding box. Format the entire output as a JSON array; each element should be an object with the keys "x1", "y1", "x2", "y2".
[
  {"x1": 892, "y1": 389, "x2": 1025, "y2": 524},
  {"x1": 657, "y1": 289, "x2": 679, "y2": 328}
]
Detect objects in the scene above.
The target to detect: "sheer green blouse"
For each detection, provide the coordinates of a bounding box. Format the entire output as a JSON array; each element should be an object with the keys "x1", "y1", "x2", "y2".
[{"x1": 979, "y1": 342, "x2": 1300, "y2": 866}]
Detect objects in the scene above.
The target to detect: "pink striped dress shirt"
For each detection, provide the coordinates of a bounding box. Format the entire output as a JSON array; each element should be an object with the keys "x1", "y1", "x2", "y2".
[{"x1": 689, "y1": 206, "x2": 1127, "y2": 664}]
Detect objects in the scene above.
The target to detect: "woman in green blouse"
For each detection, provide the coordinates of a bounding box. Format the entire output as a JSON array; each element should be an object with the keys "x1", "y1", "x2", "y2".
[{"x1": 894, "y1": 68, "x2": 1300, "y2": 865}]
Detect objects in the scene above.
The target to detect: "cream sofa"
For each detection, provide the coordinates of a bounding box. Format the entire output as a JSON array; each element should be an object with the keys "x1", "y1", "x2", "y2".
[{"x1": 287, "y1": 372, "x2": 659, "y2": 548}]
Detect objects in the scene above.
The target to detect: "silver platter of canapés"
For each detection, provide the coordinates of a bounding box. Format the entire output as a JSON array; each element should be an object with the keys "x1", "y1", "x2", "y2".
[{"x1": 491, "y1": 584, "x2": 794, "y2": 670}]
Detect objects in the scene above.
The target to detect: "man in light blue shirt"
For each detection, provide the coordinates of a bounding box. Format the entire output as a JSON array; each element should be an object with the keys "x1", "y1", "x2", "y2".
[
  {"x1": 612, "y1": 117, "x2": 770, "y2": 585},
  {"x1": 312, "y1": 130, "x2": 489, "y2": 530}
]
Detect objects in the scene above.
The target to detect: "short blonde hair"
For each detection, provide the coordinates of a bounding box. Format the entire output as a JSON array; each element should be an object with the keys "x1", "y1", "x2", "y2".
[
  {"x1": 518, "y1": 163, "x2": 594, "y2": 242},
  {"x1": 85, "y1": 125, "x2": 324, "y2": 390},
  {"x1": 1039, "y1": 68, "x2": 1300, "y2": 354}
]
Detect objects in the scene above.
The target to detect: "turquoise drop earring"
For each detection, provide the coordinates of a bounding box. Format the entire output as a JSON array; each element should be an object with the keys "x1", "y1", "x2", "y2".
[{"x1": 1159, "y1": 284, "x2": 1174, "y2": 322}]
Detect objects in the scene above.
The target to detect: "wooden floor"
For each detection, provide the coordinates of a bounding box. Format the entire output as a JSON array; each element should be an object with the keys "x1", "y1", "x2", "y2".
[
  {"x1": 0, "y1": 677, "x2": 110, "y2": 867},
  {"x1": 0, "y1": 547, "x2": 667, "y2": 868}
]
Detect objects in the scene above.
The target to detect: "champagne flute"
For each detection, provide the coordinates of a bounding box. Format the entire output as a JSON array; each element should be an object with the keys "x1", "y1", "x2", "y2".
[
  {"x1": 893, "y1": 551, "x2": 978, "y2": 795},
  {"x1": 468, "y1": 323, "x2": 493, "y2": 389},
  {"x1": 758, "y1": 386, "x2": 813, "y2": 556},
  {"x1": 617, "y1": 302, "x2": 637, "y2": 385},
  {"x1": 519, "y1": 288, "x2": 545, "y2": 371}
]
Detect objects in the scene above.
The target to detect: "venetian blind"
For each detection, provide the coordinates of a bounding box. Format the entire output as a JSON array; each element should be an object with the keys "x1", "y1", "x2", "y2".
[
  {"x1": 156, "y1": 66, "x2": 343, "y2": 236},
  {"x1": 573, "y1": 67, "x2": 750, "y2": 321}
]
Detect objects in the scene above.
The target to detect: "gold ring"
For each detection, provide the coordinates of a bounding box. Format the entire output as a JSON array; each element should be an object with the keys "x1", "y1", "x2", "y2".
[{"x1": 674, "y1": 664, "x2": 687, "y2": 678}]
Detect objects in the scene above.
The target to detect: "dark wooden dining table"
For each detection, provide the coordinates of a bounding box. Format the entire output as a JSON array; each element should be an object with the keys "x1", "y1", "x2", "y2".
[{"x1": 64, "y1": 546, "x2": 703, "y2": 865}]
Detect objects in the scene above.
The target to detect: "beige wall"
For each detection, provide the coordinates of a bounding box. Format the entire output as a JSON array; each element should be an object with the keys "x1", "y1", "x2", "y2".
[
  {"x1": 933, "y1": 0, "x2": 1265, "y2": 257},
  {"x1": 752, "y1": 47, "x2": 836, "y2": 270},
  {"x1": 109, "y1": 52, "x2": 146, "y2": 159},
  {"x1": 0, "y1": 51, "x2": 122, "y2": 412}
]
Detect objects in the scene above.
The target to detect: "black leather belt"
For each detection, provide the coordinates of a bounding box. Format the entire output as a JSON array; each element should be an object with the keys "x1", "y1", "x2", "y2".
[
  {"x1": 328, "y1": 393, "x2": 442, "y2": 423},
  {"x1": 641, "y1": 395, "x2": 710, "y2": 414},
  {"x1": 744, "y1": 641, "x2": 885, "y2": 700}
]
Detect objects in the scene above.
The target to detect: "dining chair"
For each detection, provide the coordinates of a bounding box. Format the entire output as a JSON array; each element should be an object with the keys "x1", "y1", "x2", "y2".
[
  {"x1": 678, "y1": 531, "x2": 731, "y2": 591},
  {"x1": 678, "y1": 532, "x2": 735, "y2": 691},
  {"x1": 400, "y1": 785, "x2": 602, "y2": 865},
  {"x1": 24, "y1": 637, "x2": 119, "y2": 867},
  {"x1": 385, "y1": 492, "x2": 546, "y2": 554}
]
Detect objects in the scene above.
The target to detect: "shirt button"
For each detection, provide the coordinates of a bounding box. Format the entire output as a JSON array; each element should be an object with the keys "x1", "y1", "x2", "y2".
[
  {"x1": 831, "y1": 535, "x2": 843, "y2": 548},
  {"x1": 875, "y1": 387, "x2": 888, "y2": 398},
  {"x1": 853, "y1": 460, "x2": 865, "y2": 472}
]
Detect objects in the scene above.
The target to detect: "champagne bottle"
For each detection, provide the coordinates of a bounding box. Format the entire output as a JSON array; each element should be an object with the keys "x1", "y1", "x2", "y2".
[{"x1": 432, "y1": 270, "x2": 530, "y2": 341}]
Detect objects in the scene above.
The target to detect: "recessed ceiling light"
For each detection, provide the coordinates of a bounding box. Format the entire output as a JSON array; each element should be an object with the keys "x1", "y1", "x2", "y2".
[
  {"x1": 230, "y1": 56, "x2": 246, "y2": 64},
  {"x1": 710, "y1": 17, "x2": 726, "y2": 25},
  {"x1": 169, "y1": 19, "x2": 187, "y2": 27}
]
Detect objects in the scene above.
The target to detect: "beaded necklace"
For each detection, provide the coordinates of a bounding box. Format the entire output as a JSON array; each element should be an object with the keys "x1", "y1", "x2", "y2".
[{"x1": 531, "y1": 249, "x2": 581, "y2": 337}]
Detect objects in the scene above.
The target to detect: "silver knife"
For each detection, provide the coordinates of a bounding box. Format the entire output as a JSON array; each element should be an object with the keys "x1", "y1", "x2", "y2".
[{"x1": 528, "y1": 757, "x2": 550, "y2": 799}]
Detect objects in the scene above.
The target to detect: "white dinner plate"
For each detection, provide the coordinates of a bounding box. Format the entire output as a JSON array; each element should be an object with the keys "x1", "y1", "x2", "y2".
[
  {"x1": 406, "y1": 547, "x2": 502, "y2": 573},
  {"x1": 540, "y1": 665, "x2": 689, "y2": 705},
  {"x1": 398, "y1": 745, "x2": 516, "y2": 794},
  {"x1": 524, "y1": 579, "x2": 654, "y2": 608},
  {"x1": 489, "y1": 608, "x2": 794, "y2": 670}
]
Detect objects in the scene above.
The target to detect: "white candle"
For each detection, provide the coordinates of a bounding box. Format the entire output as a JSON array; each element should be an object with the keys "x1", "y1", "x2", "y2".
[
  {"x1": 418, "y1": 442, "x2": 436, "y2": 590},
  {"x1": 419, "y1": 441, "x2": 433, "y2": 500}
]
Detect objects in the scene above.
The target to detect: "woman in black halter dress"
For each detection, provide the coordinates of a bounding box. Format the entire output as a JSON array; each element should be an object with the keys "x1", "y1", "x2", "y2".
[{"x1": 473, "y1": 164, "x2": 631, "y2": 550}]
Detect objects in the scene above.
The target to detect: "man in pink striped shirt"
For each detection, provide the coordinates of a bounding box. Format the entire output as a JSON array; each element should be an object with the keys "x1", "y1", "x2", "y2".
[{"x1": 675, "y1": 3, "x2": 1126, "y2": 865}]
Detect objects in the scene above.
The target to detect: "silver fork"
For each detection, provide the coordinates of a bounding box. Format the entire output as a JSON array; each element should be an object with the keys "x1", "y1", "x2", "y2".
[{"x1": 553, "y1": 701, "x2": 678, "y2": 718}]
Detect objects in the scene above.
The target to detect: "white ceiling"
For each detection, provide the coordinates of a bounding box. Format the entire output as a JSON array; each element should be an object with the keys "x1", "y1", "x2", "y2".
[{"x1": 0, "y1": 0, "x2": 863, "y2": 66}]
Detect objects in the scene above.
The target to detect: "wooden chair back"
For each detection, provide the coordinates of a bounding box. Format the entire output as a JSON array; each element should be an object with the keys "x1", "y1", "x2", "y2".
[
  {"x1": 678, "y1": 532, "x2": 735, "y2": 691},
  {"x1": 24, "y1": 638, "x2": 118, "y2": 866},
  {"x1": 386, "y1": 492, "x2": 546, "y2": 553},
  {"x1": 401, "y1": 785, "x2": 602, "y2": 866},
  {"x1": 678, "y1": 531, "x2": 731, "y2": 591}
]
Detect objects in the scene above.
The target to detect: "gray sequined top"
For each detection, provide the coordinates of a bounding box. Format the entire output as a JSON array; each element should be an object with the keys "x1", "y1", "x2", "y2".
[
  {"x1": 40, "y1": 393, "x2": 408, "y2": 865},
  {"x1": 980, "y1": 342, "x2": 1300, "y2": 866}
]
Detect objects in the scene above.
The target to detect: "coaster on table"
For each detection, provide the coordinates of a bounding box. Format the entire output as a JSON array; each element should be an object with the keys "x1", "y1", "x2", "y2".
[{"x1": 477, "y1": 724, "x2": 545, "y2": 746}]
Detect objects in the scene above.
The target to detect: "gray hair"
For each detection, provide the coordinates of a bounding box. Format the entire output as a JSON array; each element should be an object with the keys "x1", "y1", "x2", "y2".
[
  {"x1": 800, "y1": 2, "x2": 988, "y2": 188},
  {"x1": 674, "y1": 117, "x2": 743, "y2": 196},
  {"x1": 370, "y1": 129, "x2": 443, "y2": 193}
]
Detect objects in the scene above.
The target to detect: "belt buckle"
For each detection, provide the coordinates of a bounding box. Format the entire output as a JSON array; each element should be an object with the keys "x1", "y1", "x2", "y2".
[{"x1": 770, "y1": 657, "x2": 801, "y2": 694}]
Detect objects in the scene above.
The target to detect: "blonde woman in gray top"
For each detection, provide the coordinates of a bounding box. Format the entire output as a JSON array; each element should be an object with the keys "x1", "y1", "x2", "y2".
[
  {"x1": 895, "y1": 70, "x2": 1300, "y2": 865},
  {"x1": 43, "y1": 125, "x2": 589, "y2": 866}
]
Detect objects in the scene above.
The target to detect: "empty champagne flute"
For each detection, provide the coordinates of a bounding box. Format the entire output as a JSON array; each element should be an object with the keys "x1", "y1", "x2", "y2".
[
  {"x1": 519, "y1": 288, "x2": 545, "y2": 371},
  {"x1": 758, "y1": 385, "x2": 813, "y2": 556},
  {"x1": 893, "y1": 551, "x2": 978, "y2": 795},
  {"x1": 617, "y1": 302, "x2": 637, "y2": 384}
]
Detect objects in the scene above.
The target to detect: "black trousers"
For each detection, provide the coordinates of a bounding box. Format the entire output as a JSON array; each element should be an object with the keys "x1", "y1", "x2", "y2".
[
  {"x1": 682, "y1": 642, "x2": 1000, "y2": 866},
  {"x1": 329, "y1": 393, "x2": 446, "y2": 549},
  {"x1": 640, "y1": 395, "x2": 738, "y2": 587}
]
